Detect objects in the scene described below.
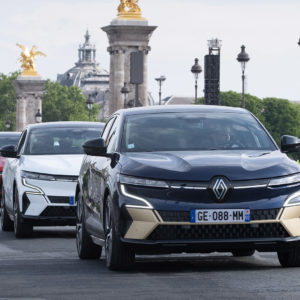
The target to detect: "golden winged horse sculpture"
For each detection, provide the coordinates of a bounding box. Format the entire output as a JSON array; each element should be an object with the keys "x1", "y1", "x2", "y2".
[
  {"x1": 17, "y1": 44, "x2": 46, "y2": 76},
  {"x1": 117, "y1": 0, "x2": 144, "y2": 20}
]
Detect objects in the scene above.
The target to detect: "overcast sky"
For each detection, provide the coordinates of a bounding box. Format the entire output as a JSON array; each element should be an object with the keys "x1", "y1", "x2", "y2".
[{"x1": 1, "y1": 0, "x2": 300, "y2": 101}]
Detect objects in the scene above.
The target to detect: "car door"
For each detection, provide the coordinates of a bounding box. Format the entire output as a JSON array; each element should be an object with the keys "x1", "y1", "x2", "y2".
[
  {"x1": 83, "y1": 116, "x2": 116, "y2": 237},
  {"x1": 4, "y1": 129, "x2": 27, "y2": 213}
]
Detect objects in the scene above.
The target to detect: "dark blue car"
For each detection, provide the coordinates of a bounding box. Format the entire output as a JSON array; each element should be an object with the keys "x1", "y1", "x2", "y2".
[{"x1": 76, "y1": 105, "x2": 300, "y2": 270}]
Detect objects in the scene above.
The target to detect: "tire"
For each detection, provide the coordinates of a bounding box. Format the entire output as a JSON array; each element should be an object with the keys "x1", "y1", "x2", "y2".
[
  {"x1": 232, "y1": 249, "x2": 255, "y2": 257},
  {"x1": 278, "y1": 247, "x2": 300, "y2": 267},
  {"x1": 0, "y1": 186, "x2": 13, "y2": 231},
  {"x1": 105, "y1": 196, "x2": 135, "y2": 270},
  {"x1": 76, "y1": 191, "x2": 102, "y2": 259},
  {"x1": 13, "y1": 187, "x2": 33, "y2": 238}
]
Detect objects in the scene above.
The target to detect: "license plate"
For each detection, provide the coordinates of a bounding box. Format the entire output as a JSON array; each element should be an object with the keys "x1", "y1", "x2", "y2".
[
  {"x1": 69, "y1": 196, "x2": 75, "y2": 206},
  {"x1": 190, "y1": 209, "x2": 250, "y2": 223}
]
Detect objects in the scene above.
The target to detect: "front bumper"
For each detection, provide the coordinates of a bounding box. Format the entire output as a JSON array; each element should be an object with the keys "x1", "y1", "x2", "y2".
[
  {"x1": 19, "y1": 178, "x2": 77, "y2": 224},
  {"x1": 120, "y1": 206, "x2": 300, "y2": 254}
]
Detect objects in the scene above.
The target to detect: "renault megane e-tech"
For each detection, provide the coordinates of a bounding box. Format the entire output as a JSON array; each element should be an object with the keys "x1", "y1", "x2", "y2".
[
  {"x1": 76, "y1": 106, "x2": 300, "y2": 270},
  {"x1": 0, "y1": 122, "x2": 104, "y2": 238}
]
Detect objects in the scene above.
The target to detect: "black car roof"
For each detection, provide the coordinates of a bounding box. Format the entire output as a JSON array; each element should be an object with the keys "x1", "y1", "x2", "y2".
[
  {"x1": 116, "y1": 105, "x2": 249, "y2": 116},
  {"x1": 26, "y1": 121, "x2": 105, "y2": 130}
]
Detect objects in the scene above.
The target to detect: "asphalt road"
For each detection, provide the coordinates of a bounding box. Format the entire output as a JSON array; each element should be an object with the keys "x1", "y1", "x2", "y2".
[{"x1": 0, "y1": 227, "x2": 300, "y2": 300}]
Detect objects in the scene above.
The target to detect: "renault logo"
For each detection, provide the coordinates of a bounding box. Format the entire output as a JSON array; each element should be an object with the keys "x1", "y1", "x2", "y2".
[
  {"x1": 209, "y1": 177, "x2": 231, "y2": 203},
  {"x1": 213, "y1": 179, "x2": 228, "y2": 200}
]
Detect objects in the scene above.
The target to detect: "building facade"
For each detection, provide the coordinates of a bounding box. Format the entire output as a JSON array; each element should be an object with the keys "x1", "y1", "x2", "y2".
[{"x1": 57, "y1": 31, "x2": 110, "y2": 119}]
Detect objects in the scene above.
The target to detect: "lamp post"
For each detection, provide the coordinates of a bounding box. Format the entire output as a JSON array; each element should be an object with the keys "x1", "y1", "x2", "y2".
[
  {"x1": 120, "y1": 82, "x2": 130, "y2": 109},
  {"x1": 155, "y1": 76, "x2": 166, "y2": 105},
  {"x1": 35, "y1": 109, "x2": 42, "y2": 123},
  {"x1": 5, "y1": 119, "x2": 11, "y2": 130},
  {"x1": 191, "y1": 58, "x2": 202, "y2": 104},
  {"x1": 86, "y1": 94, "x2": 95, "y2": 121},
  {"x1": 237, "y1": 45, "x2": 250, "y2": 108}
]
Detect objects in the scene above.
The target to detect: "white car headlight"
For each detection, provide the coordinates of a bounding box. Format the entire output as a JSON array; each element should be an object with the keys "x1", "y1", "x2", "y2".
[
  {"x1": 268, "y1": 173, "x2": 300, "y2": 187},
  {"x1": 21, "y1": 171, "x2": 55, "y2": 181},
  {"x1": 284, "y1": 191, "x2": 300, "y2": 207},
  {"x1": 119, "y1": 174, "x2": 169, "y2": 188}
]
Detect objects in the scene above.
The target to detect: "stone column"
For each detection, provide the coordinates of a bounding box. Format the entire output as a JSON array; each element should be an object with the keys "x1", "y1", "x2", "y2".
[
  {"x1": 13, "y1": 76, "x2": 46, "y2": 131},
  {"x1": 102, "y1": 19, "x2": 157, "y2": 115}
]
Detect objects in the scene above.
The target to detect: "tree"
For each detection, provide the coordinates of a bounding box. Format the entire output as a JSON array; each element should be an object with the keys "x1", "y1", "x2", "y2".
[
  {"x1": 0, "y1": 72, "x2": 19, "y2": 131},
  {"x1": 42, "y1": 80, "x2": 98, "y2": 122},
  {"x1": 262, "y1": 97, "x2": 300, "y2": 145}
]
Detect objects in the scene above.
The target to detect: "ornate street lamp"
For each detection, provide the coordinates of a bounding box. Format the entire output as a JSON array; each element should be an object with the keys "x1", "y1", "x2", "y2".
[
  {"x1": 155, "y1": 76, "x2": 166, "y2": 105},
  {"x1": 86, "y1": 94, "x2": 95, "y2": 121},
  {"x1": 237, "y1": 45, "x2": 250, "y2": 108},
  {"x1": 191, "y1": 58, "x2": 202, "y2": 104},
  {"x1": 5, "y1": 119, "x2": 11, "y2": 130},
  {"x1": 120, "y1": 82, "x2": 130, "y2": 109},
  {"x1": 35, "y1": 109, "x2": 42, "y2": 123}
]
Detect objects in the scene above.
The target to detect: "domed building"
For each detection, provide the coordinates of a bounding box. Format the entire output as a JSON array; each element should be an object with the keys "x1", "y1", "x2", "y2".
[{"x1": 57, "y1": 31, "x2": 110, "y2": 119}]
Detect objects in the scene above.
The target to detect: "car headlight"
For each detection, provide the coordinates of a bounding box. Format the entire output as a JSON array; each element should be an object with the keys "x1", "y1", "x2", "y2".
[
  {"x1": 284, "y1": 191, "x2": 300, "y2": 207},
  {"x1": 22, "y1": 178, "x2": 44, "y2": 195},
  {"x1": 119, "y1": 174, "x2": 169, "y2": 188},
  {"x1": 268, "y1": 173, "x2": 300, "y2": 187},
  {"x1": 21, "y1": 171, "x2": 56, "y2": 181}
]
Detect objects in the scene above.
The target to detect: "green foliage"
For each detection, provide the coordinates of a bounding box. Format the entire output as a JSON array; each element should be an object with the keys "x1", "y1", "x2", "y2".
[
  {"x1": 42, "y1": 80, "x2": 98, "y2": 122},
  {"x1": 197, "y1": 91, "x2": 300, "y2": 146},
  {"x1": 0, "y1": 72, "x2": 19, "y2": 131}
]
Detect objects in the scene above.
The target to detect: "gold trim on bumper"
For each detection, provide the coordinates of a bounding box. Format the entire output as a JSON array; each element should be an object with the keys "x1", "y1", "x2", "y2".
[{"x1": 124, "y1": 206, "x2": 300, "y2": 240}]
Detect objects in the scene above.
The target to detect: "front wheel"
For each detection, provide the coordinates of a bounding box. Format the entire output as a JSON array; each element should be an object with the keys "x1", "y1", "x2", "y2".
[
  {"x1": 76, "y1": 191, "x2": 102, "y2": 259},
  {"x1": 13, "y1": 188, "x2": 33, "y2": 238},
  {"x1": 105, "y1": 196, "x2": 135, "y2": 270},
  {"x1": 278, "y1": 247, "x2": 300, "y2": 267},
  {"x1": 0, "y1": 186, "x2": 13, "y2": 231}
]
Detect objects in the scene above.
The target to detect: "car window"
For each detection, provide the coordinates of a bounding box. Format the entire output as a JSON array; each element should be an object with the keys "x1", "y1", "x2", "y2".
[
  {"x1": 24, "y1": 127, "x2": 102, "y2": 155},
  {"x1": 122, "y1": 112, "x2": 277, "y2": 152},
  {"x1": 0, "y1": 135, "x2": 20, "y2": 148},
  {"x1": 106, "y1": 116, "x2": 121, "y2": 153},
  {"x1": 101, "y1": 117, "x2": 116, "y2": 141},
  {"x1": 17, "y1": 130, "x2": 27, "y2": 156}
]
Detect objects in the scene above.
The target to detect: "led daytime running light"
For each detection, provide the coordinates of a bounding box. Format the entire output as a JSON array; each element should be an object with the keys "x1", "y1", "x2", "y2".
[
  {"x1": 284, "y1": 191, "x2": 300, "y2": 207},
  {"x1": 120, "y1": 184, "x2": 153, "y2": 209},
  {"x1": 22, "y1": 178, "x2": 44, "y2": 195}
]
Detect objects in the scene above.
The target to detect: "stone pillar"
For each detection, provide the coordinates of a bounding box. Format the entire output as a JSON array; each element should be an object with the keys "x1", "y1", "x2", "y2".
[
  {"x1": 13, "y1": 76, "x2": 47, "y2": 131},
  {"x1": 102, "y1": 19, "x2": 157, "y2": 115}
]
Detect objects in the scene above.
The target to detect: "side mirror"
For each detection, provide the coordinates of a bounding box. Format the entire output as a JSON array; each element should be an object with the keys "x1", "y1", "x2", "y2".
[
  {"x1": 0, "y1": 145, "x2": 18, "y2": 158},
  {"x1": 281, "y1": 135, "x2": 300, "y2": 153},
  {"x1": 82, "y1": 138, "x2": 107, "y2": 157}
]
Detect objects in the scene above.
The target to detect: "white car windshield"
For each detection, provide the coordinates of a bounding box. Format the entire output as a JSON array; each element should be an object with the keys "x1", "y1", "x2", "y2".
[
  {"x1": 122, "y1": 112, "x2": 277, "y2": 152},
  {"x1": 24, "y1": 127, "x2": 102, "y2": 155}
]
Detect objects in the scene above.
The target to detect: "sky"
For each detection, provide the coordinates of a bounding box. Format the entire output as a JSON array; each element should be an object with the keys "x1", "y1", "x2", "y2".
[{"x1": 1, "y1": 0, "x2": 300, "y2": 101}]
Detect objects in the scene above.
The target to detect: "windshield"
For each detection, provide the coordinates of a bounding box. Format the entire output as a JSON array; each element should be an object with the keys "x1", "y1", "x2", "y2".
[
  {"x1": 122, "y1": 112, "x2": 277, "y2": 152},
  {"x1": 24, "y1": 127, "x2": 102, "y2": 155},
  {"x1": 0, "y1": 135, "x2": 20, "y2": 148}
]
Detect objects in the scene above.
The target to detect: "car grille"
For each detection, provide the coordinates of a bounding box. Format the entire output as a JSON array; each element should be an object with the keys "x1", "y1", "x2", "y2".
[
  {"x1": 157, "y1": 208, "x2": 281, "y2": 222},
  {"x1": 147, "y1": 223, "x2": 289, "y2": 240},
  {"x1": 40, "y1": 206, "x2": 76, "y2": 217},
  {"x1": 48, "y1": 196, "x2": 71, "y2": 204}
]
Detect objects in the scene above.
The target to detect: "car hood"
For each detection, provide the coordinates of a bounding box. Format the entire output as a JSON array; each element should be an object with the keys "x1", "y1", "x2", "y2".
[
  {"x1": 20, "y1": 155, "x2": 84, "y2": 176},
  {"x1": 120, "y1": 150, "x2": 300, "y2": 181}
]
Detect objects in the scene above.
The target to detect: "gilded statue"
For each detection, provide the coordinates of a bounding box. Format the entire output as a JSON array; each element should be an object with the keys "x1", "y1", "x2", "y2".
[
  {"x1": 117, "y1": 0, "x2": 144, "y2": 20},
  {"x1": 17, "y1": 44, "x2": 47, "y2": 76}
]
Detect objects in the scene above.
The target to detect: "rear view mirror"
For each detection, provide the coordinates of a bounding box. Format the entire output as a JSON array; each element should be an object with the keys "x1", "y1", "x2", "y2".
[
  {"x1": 0, "y1": 145, "x2": 18, "y2": 158},
  {"x1": 82, "y1": 138, "x2": 107, "y2": 157},
  {"x1": 281, "y1": 135, "x2": 300, "y2": 153}
]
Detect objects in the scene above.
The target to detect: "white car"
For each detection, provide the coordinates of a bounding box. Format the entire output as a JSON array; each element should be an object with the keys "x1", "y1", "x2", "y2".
[{"x1": 0, "y1": 121, "x2": 104, "y2": 238}]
